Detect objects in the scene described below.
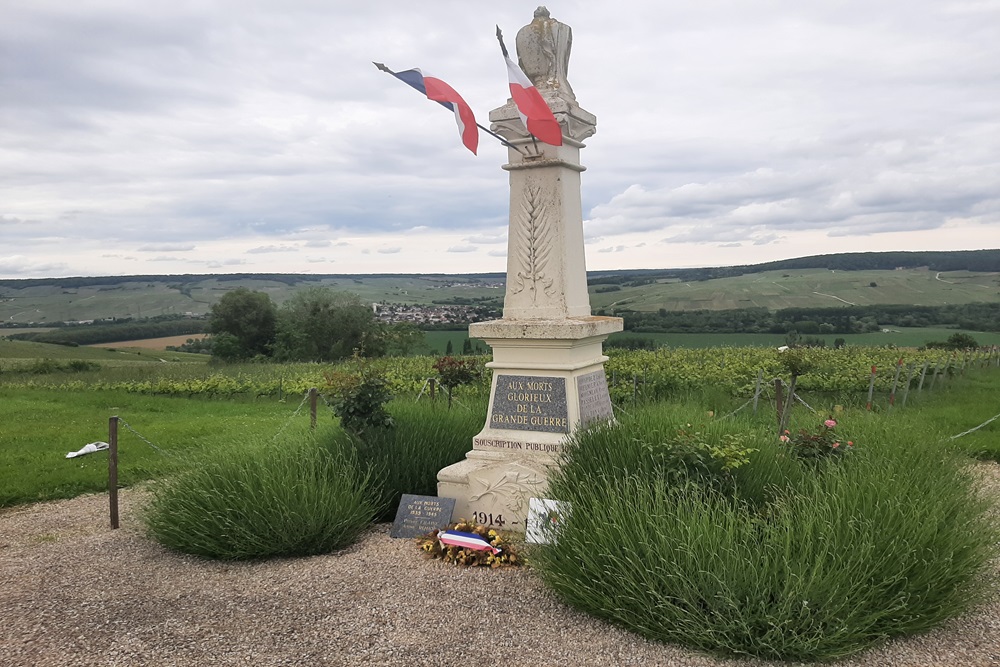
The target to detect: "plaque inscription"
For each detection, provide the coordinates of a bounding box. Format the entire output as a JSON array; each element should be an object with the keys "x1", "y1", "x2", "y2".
[
  {"x1": 490, "y1": 375, "x2": 569, "y2": 433},
  {"x1": 577, "y1": 369, "x2": 614, "y2": 426},
  {"x1": 389, "y1": 494, "x2": 456, "y2": 539},
  {"x1": 474, "y1": 436, "x2": 563, "y2": 455}
]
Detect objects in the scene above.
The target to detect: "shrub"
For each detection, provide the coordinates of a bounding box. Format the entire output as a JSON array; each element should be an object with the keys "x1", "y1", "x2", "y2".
[
  {"x1": 336, "y1": 399, "x2": 485, "y2": 522},
  {"x1": 324, "y1": 367, "x2": 394, "y2": 434},
  {"x1": 780, "y1": 417, "x2": 855, "y2": 463},
  {"x1": 534, "y1": 409, "x2": 996, "y2": 661},
  {"x1": 143, "y1": 427, "x2": 377, "y2": 560},
  {"x1": 432, "y1": 355, "x2": 480, "y2": 408}
]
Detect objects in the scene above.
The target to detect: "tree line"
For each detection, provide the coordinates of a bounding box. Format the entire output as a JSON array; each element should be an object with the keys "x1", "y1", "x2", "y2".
[
  {"x1": 205, "y1": 287, "x2": 424, "y2": 362},
  {"x1": 8, "y1": 316, "x2": 207, "y2": 346},
  {"x1": 612, "y1": 303, "x2": 1000, "y2": 335}
]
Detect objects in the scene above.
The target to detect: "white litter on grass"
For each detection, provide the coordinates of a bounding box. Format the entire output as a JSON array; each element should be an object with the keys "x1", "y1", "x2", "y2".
[{"x1": 66, "y1": 442, "x2": 110, "y2": 459}]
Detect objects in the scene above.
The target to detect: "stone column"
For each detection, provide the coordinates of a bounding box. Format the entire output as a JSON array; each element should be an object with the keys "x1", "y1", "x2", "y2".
[{"x1": 437, "y1": 7, "x2": 622, "y2": 531}]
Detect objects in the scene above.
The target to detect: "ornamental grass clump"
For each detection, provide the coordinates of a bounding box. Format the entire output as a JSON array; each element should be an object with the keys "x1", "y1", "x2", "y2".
[
  {"x1": 336, "y1": 399, "x2": 486, "y2": 522},
  {"x1": 533, "y1": 406, "x2": 996, "y2": 662},
  {"x1": 144, "y1": 426, "x2": 377, "y2": 560}
]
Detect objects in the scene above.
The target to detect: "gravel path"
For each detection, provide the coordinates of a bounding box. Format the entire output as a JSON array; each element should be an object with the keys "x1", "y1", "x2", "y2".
[{"x1": 2, "y1": 465, "x2": 999, "y2": 667}]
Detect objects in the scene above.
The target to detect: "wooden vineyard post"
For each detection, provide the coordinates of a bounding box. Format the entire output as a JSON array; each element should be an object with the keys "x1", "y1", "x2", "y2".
[
  {"x1": 865, "y1": 365, "x2": 877, "y2": 411},
  {"x1": 901, "y1": 363, "x2": 915, "y2": 407},
  {"x1": 109, "y1": 416, "x2": 119, "y2": 530},
  {"x1": 429, "y1": 378, "x2": 437, "y2": 402},
  {"x1": 753, "y1": 369, "x2": 763, "y2": 415},
  {"x1": 774, "y1": 378, "x2": 785, "y2": 433},
  {"x1": 309, "y1": 387, "x2": 318, "y2": 430},
  {"x1": 888, "y1": 358, "x2": 903, "y2": 409},
  {"x1": 930, "y1": 362, "x2": 942, "y2": 390},
  {"x1": 918, "y1": 361, "x2": 929, "y2": 392}
]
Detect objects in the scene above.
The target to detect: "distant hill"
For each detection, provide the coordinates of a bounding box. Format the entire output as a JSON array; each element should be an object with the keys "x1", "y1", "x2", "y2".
[
  {"x1": 0, "y1": 250, "x2": 997, "y2": 329},
  {"x1": 587, "y1": 249, "x2": 1000, "y2": 284}
]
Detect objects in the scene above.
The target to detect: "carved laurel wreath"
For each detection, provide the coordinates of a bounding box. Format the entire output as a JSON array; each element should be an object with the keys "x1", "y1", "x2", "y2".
[
  {"x1": 510, "y1": 185, "x2": 556, "y2": 301},
  {"x1": 468, "y1": 470, "x2": 545, "y2": 514}
]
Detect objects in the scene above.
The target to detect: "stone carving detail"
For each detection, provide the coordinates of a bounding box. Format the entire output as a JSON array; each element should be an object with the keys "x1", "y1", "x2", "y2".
[
  {"x1": 468, "y1": 468, "x2": 546, "y2": 514},
  {"x1": 510, "y1": 185, "x2": 556, "y2": 301},
  {"x1": 516, "y1": 6, "x2": 575, "y2": 100}
]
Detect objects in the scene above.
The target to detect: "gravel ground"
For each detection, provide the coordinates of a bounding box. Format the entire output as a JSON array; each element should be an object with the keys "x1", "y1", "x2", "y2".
[{"x1": 2, "y1": 464, "x2": 999, "y2": 667}]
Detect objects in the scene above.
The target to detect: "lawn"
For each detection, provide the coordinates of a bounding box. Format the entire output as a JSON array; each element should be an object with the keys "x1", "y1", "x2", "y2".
[{"x1": 0, "y1": 389, "x2": 311, "y2": 507}]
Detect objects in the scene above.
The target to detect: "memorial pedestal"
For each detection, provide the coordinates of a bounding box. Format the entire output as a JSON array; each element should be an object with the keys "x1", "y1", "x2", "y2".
[
  {"x1": 438, "y1": 317, "x2": 620, "y2": 529},
  {"x1": 436, "y1": 7, "x2": 622, "y2": 531}
]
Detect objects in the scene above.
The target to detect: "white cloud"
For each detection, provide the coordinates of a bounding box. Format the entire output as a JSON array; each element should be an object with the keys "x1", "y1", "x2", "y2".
[
  {"x1": 246, "y1": 245, "x2": 299, "y2": 254},
  {"x1": 0, "y1": 1, "x2": 997, "y2": 278},
  {"x1": 137, "y1": 243, "x2": 196, "y2": 252}
]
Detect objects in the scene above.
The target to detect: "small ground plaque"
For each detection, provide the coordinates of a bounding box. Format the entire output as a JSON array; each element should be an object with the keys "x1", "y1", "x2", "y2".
[
  {"x1": 490, "y1": 374, "x2": 569, "y2": 433},
  {"x1": 577, "y1": 369, "x2": 614, "y2": 426},
  {"x1": 526, "y1": 498, "x2": 571, "y2": 545},
  {"x1": 389, "y1": 494, "x2": 456, "y2": 539}
]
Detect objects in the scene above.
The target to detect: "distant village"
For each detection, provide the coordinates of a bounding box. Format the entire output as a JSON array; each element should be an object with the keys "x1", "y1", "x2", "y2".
[{"x1": 372, "y1": 302, "x2": 500, "y2": 326}]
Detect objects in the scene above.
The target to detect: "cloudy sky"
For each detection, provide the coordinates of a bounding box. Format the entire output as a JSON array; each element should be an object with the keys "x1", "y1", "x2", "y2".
[{"x1": 2, "y1": 0, "x2": 998, "y2": 279}]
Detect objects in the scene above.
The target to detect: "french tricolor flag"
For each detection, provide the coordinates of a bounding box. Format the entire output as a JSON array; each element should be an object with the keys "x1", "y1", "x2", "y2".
[
  {"x1": 499, "y1": 50, "x2": 563, "y2": 147},
  {"x1": 389, "y1": 68, "x2": 479, "y2": 155},
  {"x1": 437, "y1": 530, "x2": 502, "y2": 555}
]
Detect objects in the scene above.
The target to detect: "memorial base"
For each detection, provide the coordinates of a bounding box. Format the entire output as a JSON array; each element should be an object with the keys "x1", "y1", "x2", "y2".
[{"x1": 437, "y1": 316, "x2": 622, "y2": 531}]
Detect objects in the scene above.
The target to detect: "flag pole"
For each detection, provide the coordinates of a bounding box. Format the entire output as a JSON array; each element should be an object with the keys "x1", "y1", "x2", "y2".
[{"x1": 373, "y1": 62, "x2": 524, "y2": 155}]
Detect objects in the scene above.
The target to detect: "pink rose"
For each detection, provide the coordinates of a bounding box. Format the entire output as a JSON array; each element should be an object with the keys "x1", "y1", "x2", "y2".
[
  {"x1": 832, "y1": 442, "x2": 840, "y2": 448},
  {"x1": 824, "y1": 419, "x2": 837, "y2": 428},
  {"x1": 779, "y1": 435, "x2": 790, "y2": 443}
]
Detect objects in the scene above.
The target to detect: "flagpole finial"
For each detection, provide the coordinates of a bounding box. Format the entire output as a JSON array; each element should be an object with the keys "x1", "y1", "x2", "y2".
[
  {"x1": 373, "y1": 62, "x2": 392, "y2": 74},
  {"x1": 496, "y1": 25, "x2": 509, "y2": 58}
]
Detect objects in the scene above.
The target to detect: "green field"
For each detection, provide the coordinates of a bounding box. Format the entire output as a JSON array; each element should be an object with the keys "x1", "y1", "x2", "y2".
[
  {"x1": 0, "y1": 338, "x2": 209, "y2": 370},
  {"x1": 589, "y1": 268, "x2": 1000, "y2": 313}
]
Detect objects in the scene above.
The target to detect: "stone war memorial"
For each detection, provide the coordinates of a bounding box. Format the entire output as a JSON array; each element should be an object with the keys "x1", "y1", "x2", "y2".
[{"x1": 438, "y1": 7, "x2": 622, "y2": 530}]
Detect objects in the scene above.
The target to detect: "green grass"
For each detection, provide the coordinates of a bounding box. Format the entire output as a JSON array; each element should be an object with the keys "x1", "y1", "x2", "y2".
[
  {"x1": 898, "y1": 370, "x2": 1000, "y2": 461},
  {"x1": 340, "y1": 399, "x2": 486, "y2": 521},
  {"x1": 0, "y1": 389, "x2": 307, "y2": 507},
  {"x1": 143, "y1": 426, "x2": 377, "y2": 559},
  {"x1": 534, "y1": 404, "x2": 997, "y2": 661}
]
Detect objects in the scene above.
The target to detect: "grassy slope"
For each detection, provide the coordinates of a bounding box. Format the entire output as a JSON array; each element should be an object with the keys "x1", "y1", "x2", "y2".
[
  {"x1": 0, "y1": 339, "x2": 208, "y2": 368},
  {"x1": 0, "y1": 275, "x2": 504, "y2": 323},
  {"x1": 2, "y1": 268, "x2": 996, "y2": 324},
  {"x1": 589, "y1": 268, "x2": 1000, "y2": 312}
]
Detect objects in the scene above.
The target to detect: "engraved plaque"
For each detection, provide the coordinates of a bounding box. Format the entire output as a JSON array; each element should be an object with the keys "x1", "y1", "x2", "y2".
[
  {"x1": 489, "y1": 375, "x2": 569, "y2": 433},
  {"x1": 577, "y1": 369, "x2": 614, "y2": 426},
  {"x1": 389, "y1": 494, "x2": 456, "y2": 539}
]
